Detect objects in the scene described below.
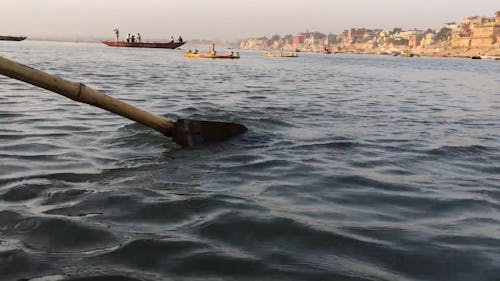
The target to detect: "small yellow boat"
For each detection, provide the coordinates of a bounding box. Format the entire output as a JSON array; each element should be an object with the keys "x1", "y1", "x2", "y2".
[
  {"x1": 264, "y1": 51, "x2": 298, "y2": 58},
  {"x1": 401, "y1": 50, "x2": 415, "y2": 57},
  {"x1": 185, "y1": 47, "x2": 240, "y2": 59}
]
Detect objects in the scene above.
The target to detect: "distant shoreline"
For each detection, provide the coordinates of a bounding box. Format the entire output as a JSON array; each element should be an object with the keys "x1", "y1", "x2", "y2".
[{"x1": 239, "y1": 45, "x2": 500, "y2": 59}]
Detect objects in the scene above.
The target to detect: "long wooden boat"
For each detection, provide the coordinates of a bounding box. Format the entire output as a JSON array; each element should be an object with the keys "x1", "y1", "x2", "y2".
[
  {"x1": 101, "y1": 40, "x2": 186, "y2": 49},
  {"x1": 0, "y1": 36, "x2": 27, "y2": 41},
  {"x1": 264, "y1": 52, "x2": 298, "y2": 58},
  {"x1": 184, "y1": 52, "x2": 240, "y2": 59}
]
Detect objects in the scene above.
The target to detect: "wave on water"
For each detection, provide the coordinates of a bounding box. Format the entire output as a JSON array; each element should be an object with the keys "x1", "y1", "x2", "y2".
[{"x1": 0, "y1": 41, "x2": 499, "y2": 281}]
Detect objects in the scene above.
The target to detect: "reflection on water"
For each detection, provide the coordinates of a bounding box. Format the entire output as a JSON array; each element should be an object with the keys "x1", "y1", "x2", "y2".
[{"x1": 1, "y1": 41, "x2": 499, "y2": 281}]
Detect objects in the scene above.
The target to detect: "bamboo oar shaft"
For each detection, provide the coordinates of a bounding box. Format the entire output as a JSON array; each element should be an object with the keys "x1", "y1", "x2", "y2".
[{"x1": 0, "y1": 56, "x2": 174, "y2": 136}]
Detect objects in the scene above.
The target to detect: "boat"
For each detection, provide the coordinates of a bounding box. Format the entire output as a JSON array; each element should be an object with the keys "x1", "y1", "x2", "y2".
[
  {"x1": 471, "y1": 55, "x2": 482, "y2": 60},
  {"x1": 185, "y1": 43, "x2": 239, "y2": 59},
  {"x1": 401, "y1": 50, "x2": 415, "y2": 57},
  {"x1": 264, "y1": 51, "x2": 298, "y2": 58},
  {"x1": 184, "y1": 52, "x2": 240, "y2": 59},
  {"x1": 0, "y1": 36, "x2": 27, "y2": 41},
  {"x1": 101, "y1": 40, "x2": 186, "y2": 49},
  {"x1": 184, "y1": 51, "x2": 240, "y2": 59}
]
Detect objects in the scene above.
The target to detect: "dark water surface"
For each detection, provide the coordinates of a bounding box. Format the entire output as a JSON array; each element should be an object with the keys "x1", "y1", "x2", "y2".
[{"x1": 1, "y1": 41, "x2": 499, "y2": 281}]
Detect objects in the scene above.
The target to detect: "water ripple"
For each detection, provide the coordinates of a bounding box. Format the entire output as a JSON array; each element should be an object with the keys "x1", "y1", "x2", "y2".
[{"x1": 0, "y1": 41, "x2": 499, "y2": 281}]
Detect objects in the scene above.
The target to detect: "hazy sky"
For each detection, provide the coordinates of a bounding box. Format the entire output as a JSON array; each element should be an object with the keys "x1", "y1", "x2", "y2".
[{"x1": 1, "y1": 0, "x2": 498, "y2": 40}]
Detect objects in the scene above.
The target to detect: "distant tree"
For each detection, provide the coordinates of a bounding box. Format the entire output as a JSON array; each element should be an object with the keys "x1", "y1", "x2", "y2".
[
  {"x1": 283, "y1": 34, "x2": 293, "y2": 44},
  {"x1": 311, "y1": 31, "x2": 326, "y2": 39},
  {"x1": 435, "y1": 27, "x2": 452, "y2": 42},
  {"x1": 270, "y1": 34, "x2": 281, "y2": 42},
  {"x1": 327, "y1": 33, "x2": 339, "y2": 44},
  {"x1": 394, "y1": 38, "x2": 409, "y2": 46},
  {"x1": 391, "y1": 27, "x2": 403, "y2": 35}
]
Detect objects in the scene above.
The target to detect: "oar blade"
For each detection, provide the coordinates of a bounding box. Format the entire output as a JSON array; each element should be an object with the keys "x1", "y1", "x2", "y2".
[{"x1": 172, "y1": 119, "x2": 247, "y2": 147}]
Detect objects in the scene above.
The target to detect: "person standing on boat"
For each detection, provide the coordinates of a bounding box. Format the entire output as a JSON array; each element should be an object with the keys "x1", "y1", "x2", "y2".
[
  {"x1": 178, "y1": 36, "x2": 183, "y2": 43},
  {"x1": 210, "y1": 43, "x2": 216, "y2": 55},
  {"x1": 137, "y1": 33, "x2": 141, "y2": 43},
  {"x1": 113, "y1": 28, "x2": 119, "y2": 41}
]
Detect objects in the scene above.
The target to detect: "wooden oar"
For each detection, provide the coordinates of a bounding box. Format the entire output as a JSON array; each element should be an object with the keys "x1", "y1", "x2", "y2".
[{"x1": 0, "y1": 56, "x2": 247, "y2": 147}]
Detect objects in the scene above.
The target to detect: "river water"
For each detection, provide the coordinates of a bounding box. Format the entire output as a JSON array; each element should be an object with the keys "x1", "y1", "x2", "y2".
[{"x1": 1, "y1": 41, "x2": 499, "y2": 281}]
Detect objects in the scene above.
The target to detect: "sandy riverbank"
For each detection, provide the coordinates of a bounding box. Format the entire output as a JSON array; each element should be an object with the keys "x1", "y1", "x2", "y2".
[
  {"x1": 253, "y1": 45, "x2": 500, "y2": 59},
  {"x1": 412, "y1": 46, "x2": 500, "y2": 58}
]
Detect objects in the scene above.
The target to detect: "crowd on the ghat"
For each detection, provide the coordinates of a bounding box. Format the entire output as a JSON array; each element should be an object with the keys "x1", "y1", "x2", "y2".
[{"x1": 113, "y1": 28, "x2": 183, "y2": 43}]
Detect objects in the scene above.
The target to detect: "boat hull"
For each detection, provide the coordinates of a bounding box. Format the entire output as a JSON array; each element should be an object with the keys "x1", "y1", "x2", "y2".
[
  {"x1": 185, "y1": 53, "x2": 240, "y2": 59},
  {"x1": 0, "y1": 36, "x2": 27, "y2": 41},
  {"x1": 101, "y1": 40, "x2": 186, "y2": 49}
]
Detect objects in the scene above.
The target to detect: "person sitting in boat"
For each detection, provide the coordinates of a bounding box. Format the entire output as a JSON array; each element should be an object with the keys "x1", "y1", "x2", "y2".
[
  {"x1": 170, "y1": 36, "x2": 174, "y2": 43},
  {"x1": 131, "y1": 34, "x2": 135, "y2": 43},
  {"x1": 187, "y1": 49, "x2": 192, "y2": 53},
  {"x1": 193, "y1": 49, "x2": 198, "y2": 54},
  {"x1": 127, "y1": 33, "x2": 131, "y2": 43},
  {"x1": 178, "y1": 36, "x2": 183, "y2": 43},
  {"x1": 210, "y1": 43, "x2": 216, "y2": 55},
  {"x1": 137, "y1": 33, "x2": 141, "y2": 43}
]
